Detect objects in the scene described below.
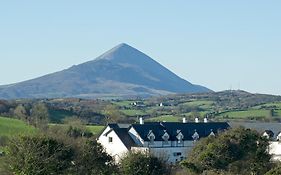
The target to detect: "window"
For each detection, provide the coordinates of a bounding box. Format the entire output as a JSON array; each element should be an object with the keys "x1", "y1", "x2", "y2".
[
  {"x1": 162, "y1": 131, "x2": 170, "y2": 145},
  {"x1": 108, "y1": 137, "x2": 113, "y2": 143},
  {"x1": 176, "y1": 131, "x2": 184, "y2": 144},
  {"x1": 173, "y1": 152, "x2": 182, "y2": 156},
  {"x1": 192, "y1": 131, "x2": 200, "y2": 141},
  {"x1": 147, "y1": 130, "x2": 155, "y2": 145}
]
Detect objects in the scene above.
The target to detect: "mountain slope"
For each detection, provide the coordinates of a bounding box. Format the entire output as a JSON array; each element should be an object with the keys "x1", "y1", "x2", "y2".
[{"x1": 0, "y1": 43, "x2": 211, "y2": 99}]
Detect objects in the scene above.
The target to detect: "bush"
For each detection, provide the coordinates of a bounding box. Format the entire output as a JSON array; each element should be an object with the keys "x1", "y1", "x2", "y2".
[
  {"x1": 181, "y1": 127, "x2": 272, "y2": 175},
  {"x1": 120, "y1": 152, "x2": 169, "y2": 175},
  {"x1": 5, "y1": 135, "x2": 74, "y2": 175}
]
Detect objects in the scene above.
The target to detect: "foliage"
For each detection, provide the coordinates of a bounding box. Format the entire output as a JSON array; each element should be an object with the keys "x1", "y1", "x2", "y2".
[
  {"x1": 74, "y1": 139, "x2": 118, "y2": 175},
  {"x1": 265, "y1": 164, "x2": 281, "y2": 175},
  {"x1": 5, "y1": 135, "x2": 74, "y2": 175},
  {"x1": 31, "y1": 102, "x2": 49, "y2": 130},
  {"x1": 181, "y1": 127, "x2": 272, "y2": 175},
  {"x1": 120, "y1": 152, "x2": 169, "y2": 175}
]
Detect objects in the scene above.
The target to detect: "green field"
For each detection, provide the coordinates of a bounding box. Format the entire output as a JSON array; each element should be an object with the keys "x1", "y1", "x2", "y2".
[
  {"x1": 114, "y1": 100, "x2": 134, "y2": 107},
  {"x1": 146, "y1": 115, "x2": 181, "y2": 122},
  {"x1": 120, "y1": 109, "x2": 147, "y2": 116},
  {"x1": 86, "y1": 125, "x2": 105, "y2": 135},
  {"x1": 217, "y1": 109, "x2": 270, "y2": 119},
  {"x1": 0, "y1": 116, "x2": 37, "y2": 137},
  {"x1": 183, "y1": 100, "x2": 214, "y2": 108},
  {"x1": 253, "y1": 102, "x2": 281, "y2": 109}
]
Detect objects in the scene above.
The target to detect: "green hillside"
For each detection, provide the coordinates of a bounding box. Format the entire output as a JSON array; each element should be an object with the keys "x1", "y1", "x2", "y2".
[{"x1": 0, "y1": 116, "x2": 37, "y2": 137}]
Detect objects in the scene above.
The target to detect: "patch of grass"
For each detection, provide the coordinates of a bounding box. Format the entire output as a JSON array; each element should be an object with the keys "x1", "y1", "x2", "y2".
[
  {"x1": 217, "y1": 109, "x2": 270, "y2": 119},
  {"x1": 146, "y1": 115, "x2": 181, "y2": 122},
  {"x1": 48, "y1": 109, "x2": 75, "y2": 123},
  {"x1": 49, "y1": 123, "x2": 104, "y2": 135},
  {"x1": 120, "y1": 109, "x2": 147, "y2": 116},
  {"x1": 253, "y1": 102, "x2": 281, "y2": 109},
  {"x1": 113, "y1": 100, "x2": 134, "y2": 107},
  {"x1": 0, "y1": 116, "x2": 37, "y2": 137},
  {"x1": 182, "y1": 100, "x2": 215, "y2": 110},
  {"x1": 86, "y1": 125, "x2": 105, "y2": 135}
]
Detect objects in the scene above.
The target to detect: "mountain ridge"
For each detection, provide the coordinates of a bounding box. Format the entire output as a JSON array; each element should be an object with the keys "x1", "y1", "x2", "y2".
[{"x1": 0, "y1": 43, "x2": 211, "y2": 99}]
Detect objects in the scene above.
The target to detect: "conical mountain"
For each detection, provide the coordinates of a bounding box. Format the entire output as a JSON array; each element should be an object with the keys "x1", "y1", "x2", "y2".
[{"x1": 0, "y1": 43, "x2": 211, "y2": 99}]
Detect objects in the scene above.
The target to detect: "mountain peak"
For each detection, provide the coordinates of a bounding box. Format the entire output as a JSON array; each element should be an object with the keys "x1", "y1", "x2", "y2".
[
  {"x1": 0, "y1": 43, "x2": 211, "y2": 99},
  {"x1": 96, "y1": 43, "x2": 144, "y2": 62}
]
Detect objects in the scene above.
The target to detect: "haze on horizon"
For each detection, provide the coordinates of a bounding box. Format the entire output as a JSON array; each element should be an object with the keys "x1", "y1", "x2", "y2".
[{"x1": 0, "y1": 1, "x2": 280, "y2": 95}]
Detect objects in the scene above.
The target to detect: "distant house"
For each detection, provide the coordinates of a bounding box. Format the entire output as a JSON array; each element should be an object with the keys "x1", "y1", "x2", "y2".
[{"x1": 98, "y1": 119, "x2": 230, "y2": 164}]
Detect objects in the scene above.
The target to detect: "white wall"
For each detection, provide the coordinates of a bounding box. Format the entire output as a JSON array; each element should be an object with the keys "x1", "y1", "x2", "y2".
[
  {"x1": 269, "y1": 141, "x2": 281, "y2": 161},
  {"x1": 132, "y1": 142, "x2": 194, "y2": 164},
  {"x1": 98, "y1": 127, "x2": 129, "y2": 162}
]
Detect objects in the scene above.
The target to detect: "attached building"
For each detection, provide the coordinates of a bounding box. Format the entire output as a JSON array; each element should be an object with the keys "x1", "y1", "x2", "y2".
[{"x1": 98, "y1": 120, "x2": 230, "y2": 164}]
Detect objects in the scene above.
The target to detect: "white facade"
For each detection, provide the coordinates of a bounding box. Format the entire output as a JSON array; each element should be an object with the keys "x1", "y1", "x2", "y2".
[
  {"x1": 98, "y1": 126, "x2": 129, "y2": 162},
  {"x1": 269, "y1": 141, "x2": 281, "y2": 161},
  {"x1": 98, "y1": 122, "x2": 229, "y2": 164},
  {"x1": 99, "y1": 125, "x2": 203, "y2": 164}
]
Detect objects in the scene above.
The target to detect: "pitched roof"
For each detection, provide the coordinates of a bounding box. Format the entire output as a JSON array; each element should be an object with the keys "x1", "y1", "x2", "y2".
[
  {"x1": 105, "y1": 123, "x2": 136, "y2": 149},
  {"x1": 131, "y1": 122, "x2": 230, "y2": 141}
]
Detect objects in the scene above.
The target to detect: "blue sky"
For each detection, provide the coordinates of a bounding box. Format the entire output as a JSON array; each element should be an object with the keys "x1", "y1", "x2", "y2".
[{"x1": 0, "y1": 1, "x2": 280, "y2": 95}]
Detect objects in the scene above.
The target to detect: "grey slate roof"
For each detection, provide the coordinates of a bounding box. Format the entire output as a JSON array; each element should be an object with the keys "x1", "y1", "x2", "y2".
[
  {"x1": 104, "y1": 122, "x2": 230, "y2": 148},
  {"x1": 106, "y1": 123, "x2": 136, "y2": 149},
  {"x1": 131, "y1": 122, "x2": 230, "y2": 141}
]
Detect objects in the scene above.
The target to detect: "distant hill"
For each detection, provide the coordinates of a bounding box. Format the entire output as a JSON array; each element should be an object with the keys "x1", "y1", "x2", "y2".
[{"x1": 0, "y1": 43, "x2": 211, "y2": 99}]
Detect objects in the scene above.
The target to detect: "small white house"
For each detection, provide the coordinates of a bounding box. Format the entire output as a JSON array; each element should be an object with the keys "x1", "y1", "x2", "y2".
[{"x1": 98, "y1": 119, "x2": 230, "y2": 164}]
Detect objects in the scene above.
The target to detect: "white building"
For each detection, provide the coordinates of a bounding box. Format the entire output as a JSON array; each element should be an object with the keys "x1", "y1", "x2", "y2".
[{"x1": 98, "y1": 119, "x2": 230, "y2": 164}]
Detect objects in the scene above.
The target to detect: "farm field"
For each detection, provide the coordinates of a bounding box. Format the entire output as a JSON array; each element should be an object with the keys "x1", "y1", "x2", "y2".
[
  {"x1": 217, "y1": 109, "x2": 271, "y2": 119},
  {"x1": 146, "y1": 115, "x2": 181, "y2": 122},
  {"x1": 0, "y1": 116, "x2": 37, "y2": 137},
  {"x1": 0, "y1": 116, "x2": 104, "y2": 138}
]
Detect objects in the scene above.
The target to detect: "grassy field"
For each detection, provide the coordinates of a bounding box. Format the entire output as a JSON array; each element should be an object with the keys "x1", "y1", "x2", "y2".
[
  {"x1": 146, "y1": 115, "x2": 181, "y2": 122},
  {"x1": 86, "y1": 125, "x2": 105, "y2": 135},
  {"x1": 183, "y1": 100, "x2": 214, "y2": 108},
  {"x1": 113, "y1": 100, "x2": 134, "y2": 107},
  {"x1": 0, "y1": 116, "x2": 37, "y2": 137},
  {"x1": 120, "y1": 109, "x2": 147, "y2": 116},
  {"x1": 217, "y1": 109, "x2": 270, "y2": 119},
  {"x1": 49, "y1": 123, "x2": 104, "y2": 135},
  {"x1": 254, "y1": 102, "x2": 281, "y2": 109}
]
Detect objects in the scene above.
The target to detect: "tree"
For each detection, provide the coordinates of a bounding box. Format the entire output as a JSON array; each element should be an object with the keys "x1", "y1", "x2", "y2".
[
  {"x1": 181, "y1": 127, "x2": 272, "y2": 175},
  {"x1": 31, "y1": 102, "x2": 49, "y2": 130},
  {"x1": 104, "y1": 104, "x2": 123, "y2": 124},
  {"x1": 120, "y1": 152, "x2": 169, "y2": 175},
  {"x1": 13, "y1": 105, "x2": 27, "y2": 122},
  {"x1": 74, "y1": 139, "x2": 118, "y2": 175},
  {"x1": 5, "y1": 135, "x2": 74, "y2": 175}
]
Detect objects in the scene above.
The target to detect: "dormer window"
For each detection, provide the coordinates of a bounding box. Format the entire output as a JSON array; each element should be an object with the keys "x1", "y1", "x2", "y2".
[
  {"x1": 192, "y1": 130, "x2": 200, "y2": 141},
  {"x1": 176, "y1": 130, "x2": 184, "y2": 144},
  {"x1": 162, "y1": 131, "x2": 170, "y2": 145},
  {"x1": 209, "y1": 129, "x2": 215, "y2": 137},
  {"x1": 277, "y1": 132, "x2": 281, "y2": 141},
  {"x1": 147, "y1": 130, "x2": 155, "y2": 144}
]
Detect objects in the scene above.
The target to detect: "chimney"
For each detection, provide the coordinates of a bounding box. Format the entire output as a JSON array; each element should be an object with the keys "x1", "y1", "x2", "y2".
[
  {"x1": 183, "y1": 117, "x2": 187, "y2": 123},
  {"x1": 204, "y1": 117, "x2": 208, "y2": 123},
  {"x1": 195, "y1": 117, "x2": 199, "y2": 123},
  {"x1": 139, "y1": 117, "x2": 144, "y2": 125}
]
